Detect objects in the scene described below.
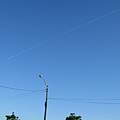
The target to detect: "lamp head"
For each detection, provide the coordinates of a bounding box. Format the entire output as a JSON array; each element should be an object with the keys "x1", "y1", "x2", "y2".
[{"x1": 39, "y1": 75, "x2": 43, "y2": 78}]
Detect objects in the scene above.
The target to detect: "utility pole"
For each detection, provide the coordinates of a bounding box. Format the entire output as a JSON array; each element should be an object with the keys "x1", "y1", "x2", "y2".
[
  {"x1": 44, "y1": 85, "x2": 48, "y2": 120},
  {"x1": 39, "y1": 75, "x2": 48, "y2": 120}
]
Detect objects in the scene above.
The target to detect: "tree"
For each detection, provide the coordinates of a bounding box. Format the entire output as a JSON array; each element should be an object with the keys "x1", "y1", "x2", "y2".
[
  {"x1": 65, "y1": 113, "x2": 82, "y2": 120},
  {"x1": 5, "y1": 112, "x2": 19, "y2": 120}
]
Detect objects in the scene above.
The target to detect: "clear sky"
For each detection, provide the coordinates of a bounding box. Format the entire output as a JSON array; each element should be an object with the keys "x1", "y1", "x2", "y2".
[{"x1": 0, "y1": 0, "x2": 120, "y2": 120}]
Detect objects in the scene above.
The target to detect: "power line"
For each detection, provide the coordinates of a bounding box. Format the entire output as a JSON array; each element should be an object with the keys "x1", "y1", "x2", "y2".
[
  {"x1": 1, "y1": 84, "x2": 120, "y2": 105},
  {"x1": 0, "y1": 85, "x2": 45, "y2": 92},
  {"x1": 49, "y1": 97, "x2": 120, "y2": 101},
  {"x1": 0, "y1": 92, "x2": 44, "y2": 102},
  {"x1": 48, "y1": 97, "x2": 120, "y2": 105}
]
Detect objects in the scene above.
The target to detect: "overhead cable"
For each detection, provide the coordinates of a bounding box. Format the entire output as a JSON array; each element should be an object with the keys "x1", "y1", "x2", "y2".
[
  {"x1": 48, "y1": 97, "x2": 120, "y2": 105},
  {"x1": 0, "y1": 85, "x2": 45, "y2": 92},
  {"x1": 0, "y1": 92, "x2": 41, "y2": 101},
  {"x1": 49, "y1": 97, "x2": 120, "y2": 101}
]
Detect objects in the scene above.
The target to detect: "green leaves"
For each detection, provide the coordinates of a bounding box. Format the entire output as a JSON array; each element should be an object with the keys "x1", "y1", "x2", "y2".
[{"x1": 65, "y1": 113, "x2": 82, "y2": 120}]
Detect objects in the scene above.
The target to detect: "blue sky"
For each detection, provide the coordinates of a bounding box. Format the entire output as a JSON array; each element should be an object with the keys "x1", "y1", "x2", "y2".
[{"x1": 0, "y1": 0, "x2": 120, "y2": 120}]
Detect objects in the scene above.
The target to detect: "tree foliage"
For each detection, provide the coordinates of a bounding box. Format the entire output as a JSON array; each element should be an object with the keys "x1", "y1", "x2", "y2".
[
  {"x1": 66, "y1": 113, "x2": 82, "y2": 120},
  {"x1": 5, "y1": 112, "x2": 19, "y2": 120}
]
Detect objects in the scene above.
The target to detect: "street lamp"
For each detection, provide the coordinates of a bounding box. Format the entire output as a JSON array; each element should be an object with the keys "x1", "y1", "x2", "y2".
[{"x1": 39, "y1": 75, "x2": 48, "y2": 120}]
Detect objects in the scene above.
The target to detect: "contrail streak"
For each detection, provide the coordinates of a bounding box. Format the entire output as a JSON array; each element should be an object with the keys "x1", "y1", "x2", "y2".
[{"x1": 7, "y1": 8, "x2": 120, "y2": 60}]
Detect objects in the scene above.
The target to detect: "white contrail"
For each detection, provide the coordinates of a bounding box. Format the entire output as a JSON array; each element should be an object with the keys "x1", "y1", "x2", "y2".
[{"x1": 6, "y1": 8, "x2": 120, "y2": 60}]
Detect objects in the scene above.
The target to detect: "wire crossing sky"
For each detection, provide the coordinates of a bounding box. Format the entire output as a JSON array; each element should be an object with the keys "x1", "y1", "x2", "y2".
[
  {"x1": 6, "y1": 8, "x2": 120, "y2": 60},
  {"x1": 49, "y1": 98, "x2": 120, "y2": 105},
  {"x1": 0, "y1": 85, "x2": 45, "y2": 92}
]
